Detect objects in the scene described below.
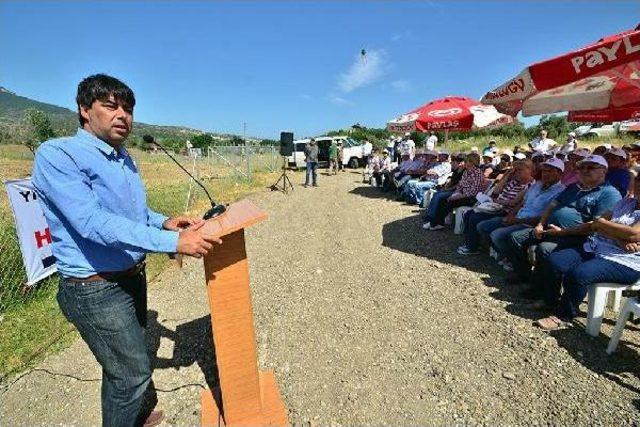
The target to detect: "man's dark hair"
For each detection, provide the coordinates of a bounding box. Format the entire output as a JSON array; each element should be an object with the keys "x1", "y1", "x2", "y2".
[{"x1": 76, "y1": 74, "x2": 135, "y2": 126}]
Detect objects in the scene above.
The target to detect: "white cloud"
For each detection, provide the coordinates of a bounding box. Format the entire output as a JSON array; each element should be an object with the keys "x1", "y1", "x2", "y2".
[
  {"x1": 337, "y1": 49, "x2": 386, "y2": 93},
  {"x1": 328, "y1": 95, "x2": 353, "y2": 106},
  {"x1": 391, "y1": 79, "x2": 410, "y2": 91}
]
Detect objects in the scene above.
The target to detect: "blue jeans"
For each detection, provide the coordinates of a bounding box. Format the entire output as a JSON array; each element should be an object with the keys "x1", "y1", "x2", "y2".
[
  {"x1": 403, "y1": 179, "x2": 436, "y2": 205},
  {"x1": 463, "y1": 210, "x2": 504, "y2": 251},
  {"x1": 423, "y1": 189, "x2": 454, "y2": 223},
  {"x1": 57, "y1": 272, "x2": 155, "y2": 427},
  {"x1": 487, "y1": 223, "x2": 529, "y2": 258},
  {"x1": 305, "y1": 162, "x2": 318, "y2": 185},
  {"x1": 549, "y1": 248, "x2": 640, "y2": 320}
]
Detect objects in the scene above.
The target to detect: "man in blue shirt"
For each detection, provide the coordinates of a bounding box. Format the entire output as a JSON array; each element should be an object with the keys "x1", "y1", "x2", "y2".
[
  {"x1": 32, "y1": 74, "x2": 219, "y2": 427},
  {"x1": 604, "y1": 147, "x2": 631, "y2": 197},
  {"x1": 505, "y1": 155, "x2": 621, "y2": 308}
]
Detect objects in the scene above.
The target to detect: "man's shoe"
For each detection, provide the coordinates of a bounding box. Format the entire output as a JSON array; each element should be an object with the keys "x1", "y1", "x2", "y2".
[
  {"x1": 428, "y1": 224, "x2": 444, "y2": 231},
  {"x1": 422, "y1": 222, "x2": 431, "y2": 230},
  {"x1": 457, "y1": 246, "x2": 479, "y2": 255},
  {"x1": 143, "y1": 410, "x2": 165, "y2": 427}
]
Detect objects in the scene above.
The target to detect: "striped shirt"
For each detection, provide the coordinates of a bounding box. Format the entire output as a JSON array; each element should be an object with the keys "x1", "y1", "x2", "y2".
[
  {"x1": 456, "y1": 167, "x2": 485, "y2": 198},
  {"x1": 495, "y1": 179, "x2": 533, "y2": 213}
]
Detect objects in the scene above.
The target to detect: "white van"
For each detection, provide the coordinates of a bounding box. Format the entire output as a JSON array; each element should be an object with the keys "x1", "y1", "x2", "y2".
[{"x1": 287, "y1": 136, "x2": 370, "y2": 168}]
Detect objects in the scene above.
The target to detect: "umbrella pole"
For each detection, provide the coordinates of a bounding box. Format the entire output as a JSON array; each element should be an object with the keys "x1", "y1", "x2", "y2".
[{"x1": 444, "y1": 129, "x2": 449, "y2": 150}]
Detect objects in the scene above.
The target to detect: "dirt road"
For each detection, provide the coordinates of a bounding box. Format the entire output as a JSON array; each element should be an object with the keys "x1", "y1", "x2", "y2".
[{"x1": 2, "y1": 170, "x2": 639, "y2": 425}]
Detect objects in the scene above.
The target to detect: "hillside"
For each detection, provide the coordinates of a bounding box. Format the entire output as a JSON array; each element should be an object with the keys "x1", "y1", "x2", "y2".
[{"x1": 0, "y1": 86, "x2": 220, "y2": 145}]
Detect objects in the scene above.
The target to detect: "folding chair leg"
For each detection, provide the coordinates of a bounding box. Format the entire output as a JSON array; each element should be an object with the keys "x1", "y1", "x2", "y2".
[
  {"x1": 607, "y1": 299, "x2": 635, "y2": 354},
  {"x1": 586, "y1": 287, "x2": 607, "y2": 337}
]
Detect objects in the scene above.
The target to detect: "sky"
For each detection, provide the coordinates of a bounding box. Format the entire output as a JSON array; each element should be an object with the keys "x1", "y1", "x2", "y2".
[{"x1": 1, "y1": 1, "x2": 639, "y2": 139}]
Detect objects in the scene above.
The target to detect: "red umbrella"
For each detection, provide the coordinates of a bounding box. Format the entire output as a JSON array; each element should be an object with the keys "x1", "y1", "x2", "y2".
[
  {"x1": 568, "y1": 102, "x2": 640, "y2": 122},
  {"x1": 387, "y1": 96, "x2": 513, "y2": 133},
  {"x1": 482, "y1": 25, "x2": 640, "y2": 117}
]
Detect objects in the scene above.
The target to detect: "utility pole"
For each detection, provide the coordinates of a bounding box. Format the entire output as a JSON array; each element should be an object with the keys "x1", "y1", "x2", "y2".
[{"x1": 243, "y1": 122, "x2": 251, "y2": 179}]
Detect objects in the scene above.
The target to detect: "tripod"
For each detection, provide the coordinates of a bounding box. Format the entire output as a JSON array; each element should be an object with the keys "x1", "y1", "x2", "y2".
[{"x1": 271, "y1": 156, "x2": 294, "y2": 194}]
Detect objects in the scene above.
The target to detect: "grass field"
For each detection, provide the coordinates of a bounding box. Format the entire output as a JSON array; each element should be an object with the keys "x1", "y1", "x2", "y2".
[{"x1": 0, "y1": 144, "x2": 279, "y2": 380}]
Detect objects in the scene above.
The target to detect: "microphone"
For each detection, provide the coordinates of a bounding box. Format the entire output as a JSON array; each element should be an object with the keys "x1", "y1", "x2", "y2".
[{"x1": 142, "y1": 135, "x2": 226, "y2": 220}]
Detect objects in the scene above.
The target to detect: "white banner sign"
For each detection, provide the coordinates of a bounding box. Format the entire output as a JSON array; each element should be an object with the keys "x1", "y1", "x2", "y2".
[{"x1": 4, "y1": 178, "x2": 57, "y2": 285}]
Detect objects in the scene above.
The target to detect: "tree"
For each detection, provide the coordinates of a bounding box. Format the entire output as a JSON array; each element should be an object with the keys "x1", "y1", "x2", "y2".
[
  {"x1": 191, "y1": 133, "x2": 214, "y2": 148},
  {"x1": 24, "y1": 109, "x2": 56, "y2": 153}
]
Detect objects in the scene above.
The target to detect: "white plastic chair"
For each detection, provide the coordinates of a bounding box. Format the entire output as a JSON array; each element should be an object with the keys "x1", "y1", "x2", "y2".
[
  {"x1": 585, "y1": 282, "x2": 640, "y2": 337},
  {"x1": 606, "y1": 297, "x2": 640, "y2": 354},
  {"x1": 421, "y1": 189, "x2": 436, "y2": 209}
]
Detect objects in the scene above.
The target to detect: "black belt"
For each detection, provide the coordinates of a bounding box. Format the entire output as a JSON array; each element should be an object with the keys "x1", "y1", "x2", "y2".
[{"x1": 67, "y1": 260, "x2": 146, "y2": 283}]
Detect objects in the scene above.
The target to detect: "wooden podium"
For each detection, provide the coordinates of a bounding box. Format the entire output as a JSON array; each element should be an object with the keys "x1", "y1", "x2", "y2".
[{"x1": 199, "y1": 200, "x2": 288, "y2": 426}]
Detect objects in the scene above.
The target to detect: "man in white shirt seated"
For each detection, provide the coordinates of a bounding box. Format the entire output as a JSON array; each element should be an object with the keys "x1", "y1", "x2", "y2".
[
  {"x1": 425, "y1": 131, "x2": 438, "y2": 151},
  {"x1": 529, "y1": 129, "x2": 556, "y2": 153},
  {"x1": 402, "y1": 151, "x2": 453, "y2": 204}
]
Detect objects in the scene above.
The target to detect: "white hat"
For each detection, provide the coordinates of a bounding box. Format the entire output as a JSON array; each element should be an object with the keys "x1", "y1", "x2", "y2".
[
  {"x1": 571, "y1": 148, "x2": 591, "y2": 158},
  {"x1": 404, "y1": 132, "x2": 411, "y2": 137},
  {"x1": 542, "y1": 157, "x2": 565, "y2": 172},
  {"x1": 382, "y1": 149, "x2": 389, "y2": 154},
  {"x1": 514, "y1": 153, "x2": 527, "y2": 160},
  {"x1": 568, "y1": 132, "x2": 576, "y2": 138},
  {"x1": 606, "y1": 147, "x2": 628, "y2": 159},
  {"x1": 577, "y1": 154, "x2": 608, "y2": 169}
]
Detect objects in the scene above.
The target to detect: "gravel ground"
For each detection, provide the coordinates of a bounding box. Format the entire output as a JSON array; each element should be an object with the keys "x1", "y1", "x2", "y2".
[{"x1": 1, "y1": 169, "x2": 639, "y2": 426}]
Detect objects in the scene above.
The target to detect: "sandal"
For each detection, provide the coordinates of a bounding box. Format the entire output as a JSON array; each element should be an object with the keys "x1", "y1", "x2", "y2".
[{"x1": 534, "y1": 316, "x2": 571, "y2": 331}]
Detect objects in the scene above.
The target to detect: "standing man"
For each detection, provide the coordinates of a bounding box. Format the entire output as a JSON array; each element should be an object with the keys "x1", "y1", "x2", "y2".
[
  {"x1": 528, "y1": 129, "x2": 556, "y2": 153},
  {"x1": 32, "y1": 74, "x2": 220, "y2": 427},
  {"x1": 328, "y1": 140, "x2": 338, "y2": 175},
  {"x1": 425, "y1": 131, "x2": 438, "y2": 151},
  {"x1": 304, "y1": 138, "x2": 319, "y2": 186}
]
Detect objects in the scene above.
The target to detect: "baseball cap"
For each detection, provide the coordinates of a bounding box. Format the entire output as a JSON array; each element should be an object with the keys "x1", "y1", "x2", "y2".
[
  {"x1": 542, "y1": 157, "x2": 565, "y2": 172},
  {"x1": 405, "y1": 132, "x2": 411, "y2": 137},
  {"x1": 571, "y1": 148, "x2": 591, "y2": 158},
  {"x1": 577, "y1": 154, "x2": 608, "y2": 169},
  {"x1": 514, "y1": 153, "x2": 527, "y2": 160},
  {"x1": 606, "y1": 147, "x2": 628, "y2": 159},
  {"x1": 568, "y1": 132, "x2": 576, "y2": 137}
]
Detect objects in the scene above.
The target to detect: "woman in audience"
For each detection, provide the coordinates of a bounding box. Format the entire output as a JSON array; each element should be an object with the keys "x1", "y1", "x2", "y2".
[
  {"x1": 423, "y1": 153, "x2": 484, "y2": 231},
  {"x1": 457, "y1": 159, "x2": 534, "y2": 255},
  {"x1": 480, "y1": 152, "x2": 495, "y2": 179},
  {"x1": 561, "y1": 148, "x2": 589, "y2": 186},
  {"x1": 534, "y1": 173, "x2": 640, "y2": 330}
]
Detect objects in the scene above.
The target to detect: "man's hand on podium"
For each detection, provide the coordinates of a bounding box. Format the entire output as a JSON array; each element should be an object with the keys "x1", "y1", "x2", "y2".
[
  {"x1": 176, "y1": 221, "x2": 222, "y2": 258},
  {"x1": 163, "y1": 215, "x2": 204, "y2": 231}
]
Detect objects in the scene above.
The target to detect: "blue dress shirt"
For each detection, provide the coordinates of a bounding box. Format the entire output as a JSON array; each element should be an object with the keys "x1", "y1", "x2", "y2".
[
  {"x1": 32, "y1": 128, "x2": 179, "y2": 278},
  {"x1": 516, "y1": 181, "x2": 566, "y2": 219}
]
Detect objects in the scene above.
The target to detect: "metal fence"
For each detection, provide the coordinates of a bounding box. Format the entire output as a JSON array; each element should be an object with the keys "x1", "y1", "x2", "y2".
[{"x1": 0, "y1": 143, "x2": 281, "y2": 316}]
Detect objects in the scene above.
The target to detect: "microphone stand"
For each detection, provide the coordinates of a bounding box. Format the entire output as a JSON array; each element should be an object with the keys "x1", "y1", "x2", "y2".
[{"x1": 148, "y1": 140, "x2": 227, "y2": 219}]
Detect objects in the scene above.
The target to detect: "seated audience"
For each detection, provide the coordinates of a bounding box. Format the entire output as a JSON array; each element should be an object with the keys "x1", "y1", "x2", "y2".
[
  {"x1": 457, "y1": 159, "x2": 535, "y2": 255},
  {"x1": 604, "y1": 147, "x2": 631, "y2": 197},
  {"x1": 505, "y1": 155, "x2": 622, "y2": 309},
  {"x1": 535, "y1": 174, "x2": 640, "y2": 330},
  {"x1": 480, "y1": 152, "x2": 495, "y2": 178},
  {"x1": 423, "y1": 153, "x2": 485, "y2": 231},
  {"x1": 372, "y1": 150, "x2": 392, "y2": 187},
  {"x1": 561, "y1": 148, "x2": 590, "y2": 186},
  {"x1": 481, "y1": 158, "x2": 566, "y2": 269},
  {"x1": 402, "y1": 152, "x2": 452, "y2": 205}
]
